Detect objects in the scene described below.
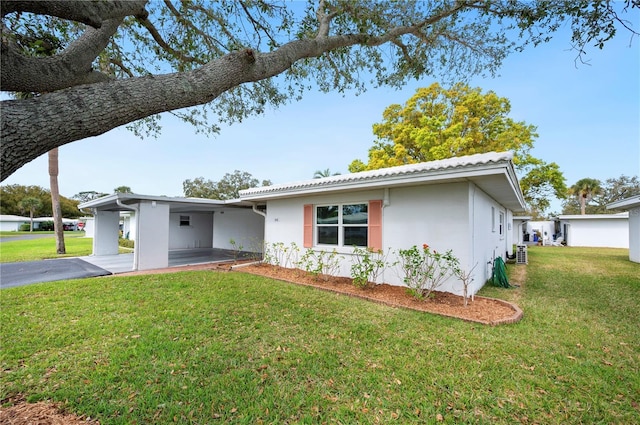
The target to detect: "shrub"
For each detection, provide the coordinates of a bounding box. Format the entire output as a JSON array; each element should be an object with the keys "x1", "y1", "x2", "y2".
[
  {"x1": 118, "y1": 238, "x2": 135, "y2": 249},
  {"x1": 395, "y1": 244, "x2": 461, "y2": 300},
  {"x1": 19, "y1": 223, "x2": 31, "y2": 231},
  {"x1": 37, "y1": 221, "x2": 54, "y2": 231},
  {"x1": 350, "y1": 247, "x2": 389, "y2": 288},
  {"x1": 298, "y1": 248, "x2": 343, "y2": 281}
]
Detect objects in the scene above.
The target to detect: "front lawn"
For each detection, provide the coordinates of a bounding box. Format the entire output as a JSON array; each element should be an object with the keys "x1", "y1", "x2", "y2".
[
  {"x1": 1, "y1": 247, "x2": 638, "y2": 424},
  {"x1": 0, "y1": 235, "x2": 93, "y2": 263}
]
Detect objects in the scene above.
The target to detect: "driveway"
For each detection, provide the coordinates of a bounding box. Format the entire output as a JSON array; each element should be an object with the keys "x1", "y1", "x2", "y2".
[{"x1": 0, "y1": 258, "x2": 112, "y2": 289}]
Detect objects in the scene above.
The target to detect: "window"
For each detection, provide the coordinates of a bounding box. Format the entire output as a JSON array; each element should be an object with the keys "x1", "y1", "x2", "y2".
[
  {"x1": 491, "y1": 207, "x2": 496, "y2": 232},
  {"x1": 499, "y1": 211, "x2": 505, "y2": 236},
  {"x1": 316, "y1": 203, "x2": 368, "y2": 247},
  {"x1": 179, "y1": 215, "x2": 190, "y2": 226}
]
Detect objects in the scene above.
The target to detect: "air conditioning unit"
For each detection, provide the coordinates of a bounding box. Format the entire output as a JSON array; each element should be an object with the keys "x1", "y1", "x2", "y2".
[{"x1": 516, "y1": 244, "x2": 528, "y2": 265}]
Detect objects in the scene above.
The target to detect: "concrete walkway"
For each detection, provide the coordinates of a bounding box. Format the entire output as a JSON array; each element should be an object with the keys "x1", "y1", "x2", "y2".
[
  {"x1": 1, "y1": 249, "x2": 259, "y2": 288},
  {"x1": 0, "y1": 258, "x2": 111, "y2": 289}
]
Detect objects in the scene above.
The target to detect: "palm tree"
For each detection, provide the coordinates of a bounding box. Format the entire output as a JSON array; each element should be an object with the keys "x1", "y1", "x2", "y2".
[
  {"x1": 568, "y1": 178, "x2": 602, "y2": 215},
  {"x1": 18, "y1": 197, "x2": 42, "y2": 232},
  {"x1": 49, "y1": 147, "x2": 66, "y2": 253},
  {"x1": 313, "y1": 169, "x2": 341, "y2": 179}
]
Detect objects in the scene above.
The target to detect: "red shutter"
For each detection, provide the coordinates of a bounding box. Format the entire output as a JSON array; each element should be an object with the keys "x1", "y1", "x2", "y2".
[
  {"x1": 303, "y1": 204, "x2": 313, "y2": 248},
  {"x1": 368, "y1": 200, "x2": 383, "y2": 251}
]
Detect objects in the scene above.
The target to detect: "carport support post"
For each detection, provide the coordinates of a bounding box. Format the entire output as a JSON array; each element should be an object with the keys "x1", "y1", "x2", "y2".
[
  {"x1": 136, "y1": 201, "x2": 170, "y2": 270},
  {"x1": 93, "y1": 210, "x2": 120, "y2": 256}
]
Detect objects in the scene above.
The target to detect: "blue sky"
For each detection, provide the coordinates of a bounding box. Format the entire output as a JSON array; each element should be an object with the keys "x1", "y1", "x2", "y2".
[{"x1": 3, "y1": 16, "x2": 639, "y2": 214}]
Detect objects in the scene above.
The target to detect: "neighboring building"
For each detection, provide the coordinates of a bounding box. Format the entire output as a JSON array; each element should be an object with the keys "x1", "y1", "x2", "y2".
[
  {"x1": 607, "y1": 196, "x2": 640, "y2": 263},
  {"x1": 512, "y1": 216, "x2": 532, "y2": 245},
  {"x1": 0, "y1": 215, "x2": 30, "y2": 231},
  {"x1": 0, "y1": 215, "x2": 79, "y2": 231},
  {"x1": 241, "y1": 152, "x2": 526, "y2": 296},
  {"x1": 524, "y1": 220, "x2": 558, "y2": 245},
  {"x1": 558, "y1": 213, "x2": 629, "y2": 249}
]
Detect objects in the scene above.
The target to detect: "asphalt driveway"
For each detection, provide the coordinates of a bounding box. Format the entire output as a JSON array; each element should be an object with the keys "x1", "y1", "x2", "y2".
[{"x1": 0, "y1": 258, "x2": 112, "y2": 289}]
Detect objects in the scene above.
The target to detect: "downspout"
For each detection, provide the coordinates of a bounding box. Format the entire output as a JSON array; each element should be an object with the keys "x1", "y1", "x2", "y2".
[
  {"x1": 251, "y1": 202, "x2": 266, "y2": 218},
  {"x1": 250, "y1": 203, "x2": 267, "y2": 259},
  {"x1": 116, "y1": 199, "x2": 139, "y2": 271}
]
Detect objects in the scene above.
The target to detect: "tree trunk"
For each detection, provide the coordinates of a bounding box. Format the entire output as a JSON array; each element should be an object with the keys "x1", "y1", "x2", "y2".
[{"x1": 49, "y1": 148, "x2": 66, "y2": 254}]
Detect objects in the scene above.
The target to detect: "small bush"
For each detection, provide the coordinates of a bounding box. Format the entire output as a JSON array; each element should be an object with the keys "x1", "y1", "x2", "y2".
[
  {"x1": 19, "y1": 223, "x2": 31, "y2": 231},
  {"x1": 118, "y1": 238, "x2": 135, "y2": 249},
  {"x1": 298, "y1": 248, "x2": 343, "y2": 281},
  {"x1": 350, "y1": 247, "x2": 389, "y2": 288},
  {"x1": 395, "y1": 244, "x2": 460, "y2": 300}
]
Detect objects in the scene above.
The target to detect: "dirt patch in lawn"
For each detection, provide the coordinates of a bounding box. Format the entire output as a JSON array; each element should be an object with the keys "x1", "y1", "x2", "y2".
[
  {"x1": 0, "y1": 395, "x2": 100, "y2": 425},
  {"x1": 235, "y1": 263, "x2": 523, "y2": 326}
]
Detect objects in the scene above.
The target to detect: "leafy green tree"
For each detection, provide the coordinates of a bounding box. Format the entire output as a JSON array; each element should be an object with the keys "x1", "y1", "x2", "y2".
[
  {"x1": 183, "y1": 171, "x2": 271, "y2": 200},
  {"x1": 18, "y1": 197, "x2": 42, "y2": 232},
  {"x1": 568, "y1": 178, "x2": 603, "y2": 215},
  {"x1": 2, "y1": 1, "x2": 637, "y2": 180},
  {"x1": 72, "y1": 191, "x2": 109, "y2": 203},
  {"x1": 0, "y1": 184, "x2": 81, "y2": 218},
  {"x1": 349, "y1": 83, "x2": 566, "y2": 214},
  {"x1": 562, "y1": 175, "x2": 640, "y2": 214},
  {"x1": 114, "y1": 186, "x2": 133, "y2": 194}
]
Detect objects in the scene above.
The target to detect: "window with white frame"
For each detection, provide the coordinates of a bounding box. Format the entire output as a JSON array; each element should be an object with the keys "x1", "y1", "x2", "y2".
[
  {"x1": 499, "y1": 211, "x2": 504, "y2": 236},
  {"x1": 316, "y1": 203, "x2": 368, "y2": 247},
  {"x1": 179, "y1": 215, "x2": 190, "y2": 226}
]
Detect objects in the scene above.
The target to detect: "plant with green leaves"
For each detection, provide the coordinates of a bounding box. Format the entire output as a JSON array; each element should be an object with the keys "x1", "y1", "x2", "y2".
[
  {"x1": 3, "y1": 1, "x2": 637, "y2": 181},
  {"x1": 348, "y1": 82, "x2": 567, "y2": 215},
  {"x1": 298, "y1": 249, "x2": 343, "y2": 281},
  {"x1": 350, "y1": 247, "x2": 389, "y2": 289},
  {"x1": 229, "y1": 238, "x2": 244, "y2": 263},
  {"x1": 396, "y1": 244, "x2": 461, "y2": 300}
]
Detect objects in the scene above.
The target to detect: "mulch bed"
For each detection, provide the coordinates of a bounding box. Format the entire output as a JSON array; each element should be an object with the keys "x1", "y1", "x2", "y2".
[{"x1": 235, "y1": 263, "x2": 523, "y2": 326}]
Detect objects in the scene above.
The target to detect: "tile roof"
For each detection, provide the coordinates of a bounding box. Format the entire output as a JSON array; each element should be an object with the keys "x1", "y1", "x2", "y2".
[{"x1": 240, "y1": 151, "x2": 514, "y2": 197}]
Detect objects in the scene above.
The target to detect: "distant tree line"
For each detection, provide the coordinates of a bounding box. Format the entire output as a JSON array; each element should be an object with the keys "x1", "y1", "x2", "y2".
[{"x1": 0, "y1": 184, "x2": 81, "y2": 218}]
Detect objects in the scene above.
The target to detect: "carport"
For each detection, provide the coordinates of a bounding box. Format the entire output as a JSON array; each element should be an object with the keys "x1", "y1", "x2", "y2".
[{"x1": 79, "y1": 194, "x2": 265, "y2": 272}]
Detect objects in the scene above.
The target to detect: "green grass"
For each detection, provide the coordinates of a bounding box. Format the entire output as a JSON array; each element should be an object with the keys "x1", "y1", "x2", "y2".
[
  {"x1": 0, "y1": 233, "x2": 93, "y2": 262},
  {"x1": 1, "y1": 247, "x2": 638, "y2": 424}
]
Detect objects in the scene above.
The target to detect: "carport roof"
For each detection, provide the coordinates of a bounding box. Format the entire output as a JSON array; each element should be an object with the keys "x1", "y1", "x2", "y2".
[
  {"x1": 78, "y1": 193, "x2": 253, "y2": 212},
  {"x1": 607, "y1": 195, "x2": 640, "y2": 211}
]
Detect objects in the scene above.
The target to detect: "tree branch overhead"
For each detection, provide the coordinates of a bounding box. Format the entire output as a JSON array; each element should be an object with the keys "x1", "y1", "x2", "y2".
[{"x1": 1, "y1": 0, "x2": 637, "y2": 181}]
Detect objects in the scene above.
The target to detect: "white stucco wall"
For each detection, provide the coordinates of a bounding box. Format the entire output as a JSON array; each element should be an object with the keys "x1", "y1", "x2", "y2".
[
  {"x1": 470, "y1": 186, "x2": 511, "y2": 293},
  {"x1": 212, "y1": 208, "x2": 265, "y2": 252},
  {"x1": 93, "y1": 210, "x2": 120, "y2": 256},
  {"x1": 262, "y1": 182, "x2": 517, "y2": 296},
  {"x1": 629, "y1": 208, "x2": 640, "y2": 262},
  {"x1": 136, "y1": 201, "x2": 170, "y2": 270},
  {"x1": 0, "y1": 216, "x2": 27, "y2": 231},
  {"x1": 83, "y1": 217, "x2": 95, "y2": 238},
  {"x1": 168, "y1": 212, "x2": 214, "y2": 249},
  {"x1": 561, "y1": 215, "x2": 629, "y2": 248},
  {"x1": 526, "y1": 221, "x2": 556, "y2": 244}
]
